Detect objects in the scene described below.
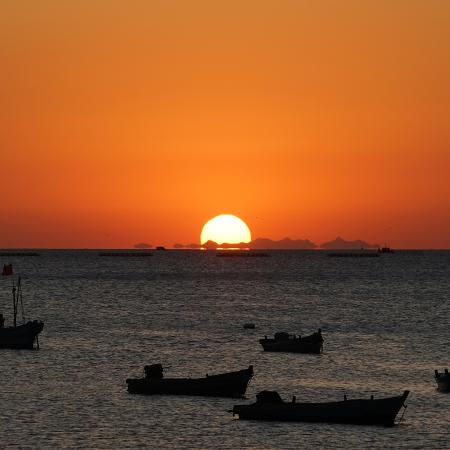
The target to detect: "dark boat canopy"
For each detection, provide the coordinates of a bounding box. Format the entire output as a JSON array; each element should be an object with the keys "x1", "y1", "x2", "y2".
[{"x1": 256, "y1": 391, "x2": 283, "y2": 404}]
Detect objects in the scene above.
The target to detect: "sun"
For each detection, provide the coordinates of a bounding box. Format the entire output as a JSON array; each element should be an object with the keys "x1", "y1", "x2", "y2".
[{"x1": 201, "y1": 214, "x2": 252, "y2": 245}]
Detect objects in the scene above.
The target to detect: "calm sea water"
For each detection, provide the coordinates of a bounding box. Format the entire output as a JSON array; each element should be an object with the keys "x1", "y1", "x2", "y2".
[{"x1": 1, "y1": 250, "x2": 450, "y2": 449}]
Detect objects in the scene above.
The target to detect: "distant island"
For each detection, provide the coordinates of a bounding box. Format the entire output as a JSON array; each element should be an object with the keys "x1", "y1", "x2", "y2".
[
  {"x1": 174, "y1": 236, "x2": 380, "y2": 250},
  {"x1": 250, "y1": 237, "x2": 317, "y2": 249},
  {"x1": 174, "y1": 238, "x2": 316, "y2": 250},
  {"x1": 320, "y1": 237, "x2": 379, "y2": 249}
]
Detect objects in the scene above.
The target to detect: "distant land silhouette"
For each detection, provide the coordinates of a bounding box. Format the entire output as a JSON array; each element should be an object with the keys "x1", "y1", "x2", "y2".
[
  {"x1": 250, "y1": 237, "x2": 317, "y2": 249},
  {"x1": 174, "y1": 242, "x2": 202, "y2": 249},
  {"x1": 174, "y1": 238, "x2": 316, "y2": 250},
  {"x1": 134, "y1": 242, "x2": 152, "y2": 249},
  {"x1": 174, "y1": 236, "x2": 380, "y2": 250},
  {"x1": 320, "y1": 236, "x2": 379, "y2": 249}
]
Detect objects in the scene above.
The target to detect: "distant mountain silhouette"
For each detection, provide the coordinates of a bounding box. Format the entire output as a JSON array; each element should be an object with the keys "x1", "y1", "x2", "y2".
[
  {"x1": 134, "y1": 242, "x2": 152, "y2": 249},
  {"x1": 203, "y1": 240, "x2": 250, "y2": 249},
  {"x1": 174, "y1": 243, "x2": 201, "y2": 249},
  {"x1": 250, "y1": 237, "x2": 317, "y2": 249},
  {"x1": 174, "y1": 237, "x2": 317, "y2": 250},
  {"x1": 174, "y1": 236, "x2": 379, "y2": 250},
  {"x1": 320, "y1": 237, "x2": 379, "y2": 249}
]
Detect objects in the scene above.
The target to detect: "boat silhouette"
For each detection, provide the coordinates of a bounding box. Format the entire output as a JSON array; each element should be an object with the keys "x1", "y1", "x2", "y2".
[
  {"x1": 435, "y1": 369, "x2": 450, "y2": 392},
  {"x1": 1, "y1": 268, "x2": 44, "y2": 349},
  {"x1": 232, "y1": 390, "x2": 410, "y2": 426},
  {"x1": 126, "y1": 364, "x2": 253, "y2": 398},
  {"x1": 260, "y1": 330, "x2": 323, "y2": 354}
]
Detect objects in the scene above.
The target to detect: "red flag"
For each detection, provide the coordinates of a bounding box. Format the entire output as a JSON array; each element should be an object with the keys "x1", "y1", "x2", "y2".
[{"x1": 2, "y1": 264, "x2": 13, "y2": 276}]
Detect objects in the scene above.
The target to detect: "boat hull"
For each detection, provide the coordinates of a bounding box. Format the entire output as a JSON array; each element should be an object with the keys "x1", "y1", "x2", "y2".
[
  {"x1": 260, "y1": 333, "x2": 323, "y2": 354},
  {"x1": 233, "y1": 391, "x2": 409, "y2": 427},
  {"x1": 0, "y1": 321, "x2": 44, "y2": 349},
  {"x1": 127, "y1": 366, "x2": 253, "y2": 398}
]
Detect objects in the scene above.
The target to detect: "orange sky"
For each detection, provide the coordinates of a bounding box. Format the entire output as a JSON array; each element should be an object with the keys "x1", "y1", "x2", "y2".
[{"x1": 1, "y1": 0, "x2": 449, "y2": 248}]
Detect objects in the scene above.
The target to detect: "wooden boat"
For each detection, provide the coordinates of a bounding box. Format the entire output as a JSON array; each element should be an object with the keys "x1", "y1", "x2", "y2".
[
  {"x1": 1, "y1": 271, "x2": 44, "y2": 349},
  {"x1": 232, "y1": 390, "x2": 410, "y2": 426},
  {"x1": 259, "y1": 330, "x2": 323, "y2": 354},
  {"x1": 435, "y1": 369, "x2": 450, "y2": 392},
  {"x1": 0, "y1": 320, "x2": 44, "y2": 349},
  {"x1": 126, "y1": 364, "x2": 253, "y2": 398}
]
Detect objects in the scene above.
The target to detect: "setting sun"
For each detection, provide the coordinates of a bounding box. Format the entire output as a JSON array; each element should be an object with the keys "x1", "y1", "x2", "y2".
[{"x1": 200, "y1": 215, "x2": 251, "y2": 245}]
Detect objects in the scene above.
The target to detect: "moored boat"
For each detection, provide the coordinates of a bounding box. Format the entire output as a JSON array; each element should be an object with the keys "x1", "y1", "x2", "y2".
[
  {"x1": 259, "y1": 330, "x2": 323, "y2": 354},
  {"x1": 1, "y1": 267, "x2": 44, "y2": 349},
  {"x1": 0, "y1": 320, "x2": 44, "y2": 349},
  {"x1": 232, "y1": 390, "x2": 410, "y2": 426},
  {"x1": 435, "y1": 369, "x2": 450, "y2": 392},
  {"x1": 126, "y1": 364, "x2": 253, "y2": 398}
]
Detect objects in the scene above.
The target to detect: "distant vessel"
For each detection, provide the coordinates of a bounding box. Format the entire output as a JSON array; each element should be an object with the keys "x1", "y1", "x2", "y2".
[
  {"x1": 1, "y1": 267, "x2": 44, "y2": 349},
  {"x1": 328, "y1": 251, "x2": 380, "y2": 258},
  {"x1": 126, "y1": 364, "x2": 253, "y2": 398},
  {"x1": 156, "y1": 246, "x2": 166, "y2": 250},
  {"x1": 378, "y1": 246, "x2": 394, "y2": 254},
  {"x1": 0, "y1": 252, "x2": 39, "y2": 257},
  {"x1": 434, "y1": 369, "x2": 450, "y2": 392},
  {"x1": 232, "y1": 390, "x2": 410, "y2": 426},
  {"x1": 260, "y1": 330, "x2": 323, "y2": 354}
]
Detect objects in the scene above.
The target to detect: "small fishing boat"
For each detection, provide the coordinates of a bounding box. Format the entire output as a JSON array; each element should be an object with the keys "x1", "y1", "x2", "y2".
[
  {"x1": 434, "y1": 369, "x2": 450, "y2": 392},
  {"x1": 1, "y1": 267, "x2": 44, "y2": 349},
  {"x1": 232, "y1": 390, "x2": 410, "y2": 427},
  {"x1": 0, "y1": 320, "x2": 44, "y2": 349},
  {"x1": 126, "y1": 364, "x2": 253, "y2": 398},
  {"x1": 259, "y1": 330, "x2": 323, "y2": 354}
]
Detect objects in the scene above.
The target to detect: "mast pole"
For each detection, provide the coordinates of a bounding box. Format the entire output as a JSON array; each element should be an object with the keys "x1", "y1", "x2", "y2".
[
  {"x1": 12, "y1": 278, "x2": 17, "y2": 327},
  {"x1": 18, "y1": 277, "x2": 26, "y2": 323}
]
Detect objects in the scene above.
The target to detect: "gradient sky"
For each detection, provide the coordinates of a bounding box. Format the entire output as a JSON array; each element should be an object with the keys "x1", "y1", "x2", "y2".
[{"x1": 1, "y1": 0, "x2": 449, "y2": 248}]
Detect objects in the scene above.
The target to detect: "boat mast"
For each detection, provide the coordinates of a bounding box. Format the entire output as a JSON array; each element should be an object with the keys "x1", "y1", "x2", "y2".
[
  {"x1": 12, "y1": 279, "x2": 17, "y2": 327},
  {"x1": 18, "y1": 277, "x2": 26, "y2": 323}
]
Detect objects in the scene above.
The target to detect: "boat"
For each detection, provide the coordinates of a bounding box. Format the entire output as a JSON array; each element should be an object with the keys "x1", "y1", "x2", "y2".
[
  {"x1": 259, "y1": 330, "x2": 323, "y2": 354},
  {"x1": 1, "y1": 267, "x2": 44, "y2": 349},
  {"x1": 0, "y1": 252, "x2": 40, "y2": 257},
  {"x1": 434, "y1": 369, "x2": 450, "y2": 392},
  {"x1": 328, "y1": 251, "x2": 380, "y2": 258},
  {"x1": 232, "y1": 390, "x2": 410, "y2": 426},
  {"x1": 126, "y1": 364, "x2": 253, "y2": 398},
  {"x1": 0, "y1": 320, "x2": 44, "y2": 349},
  {"x1": 378, "y1": 246, "x2": 394, "y2": 254}
]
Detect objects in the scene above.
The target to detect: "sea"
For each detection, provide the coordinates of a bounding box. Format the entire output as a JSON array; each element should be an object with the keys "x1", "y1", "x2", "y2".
[{"x1": 1, "y1": 250, "x2": 449, "y2": 449}]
